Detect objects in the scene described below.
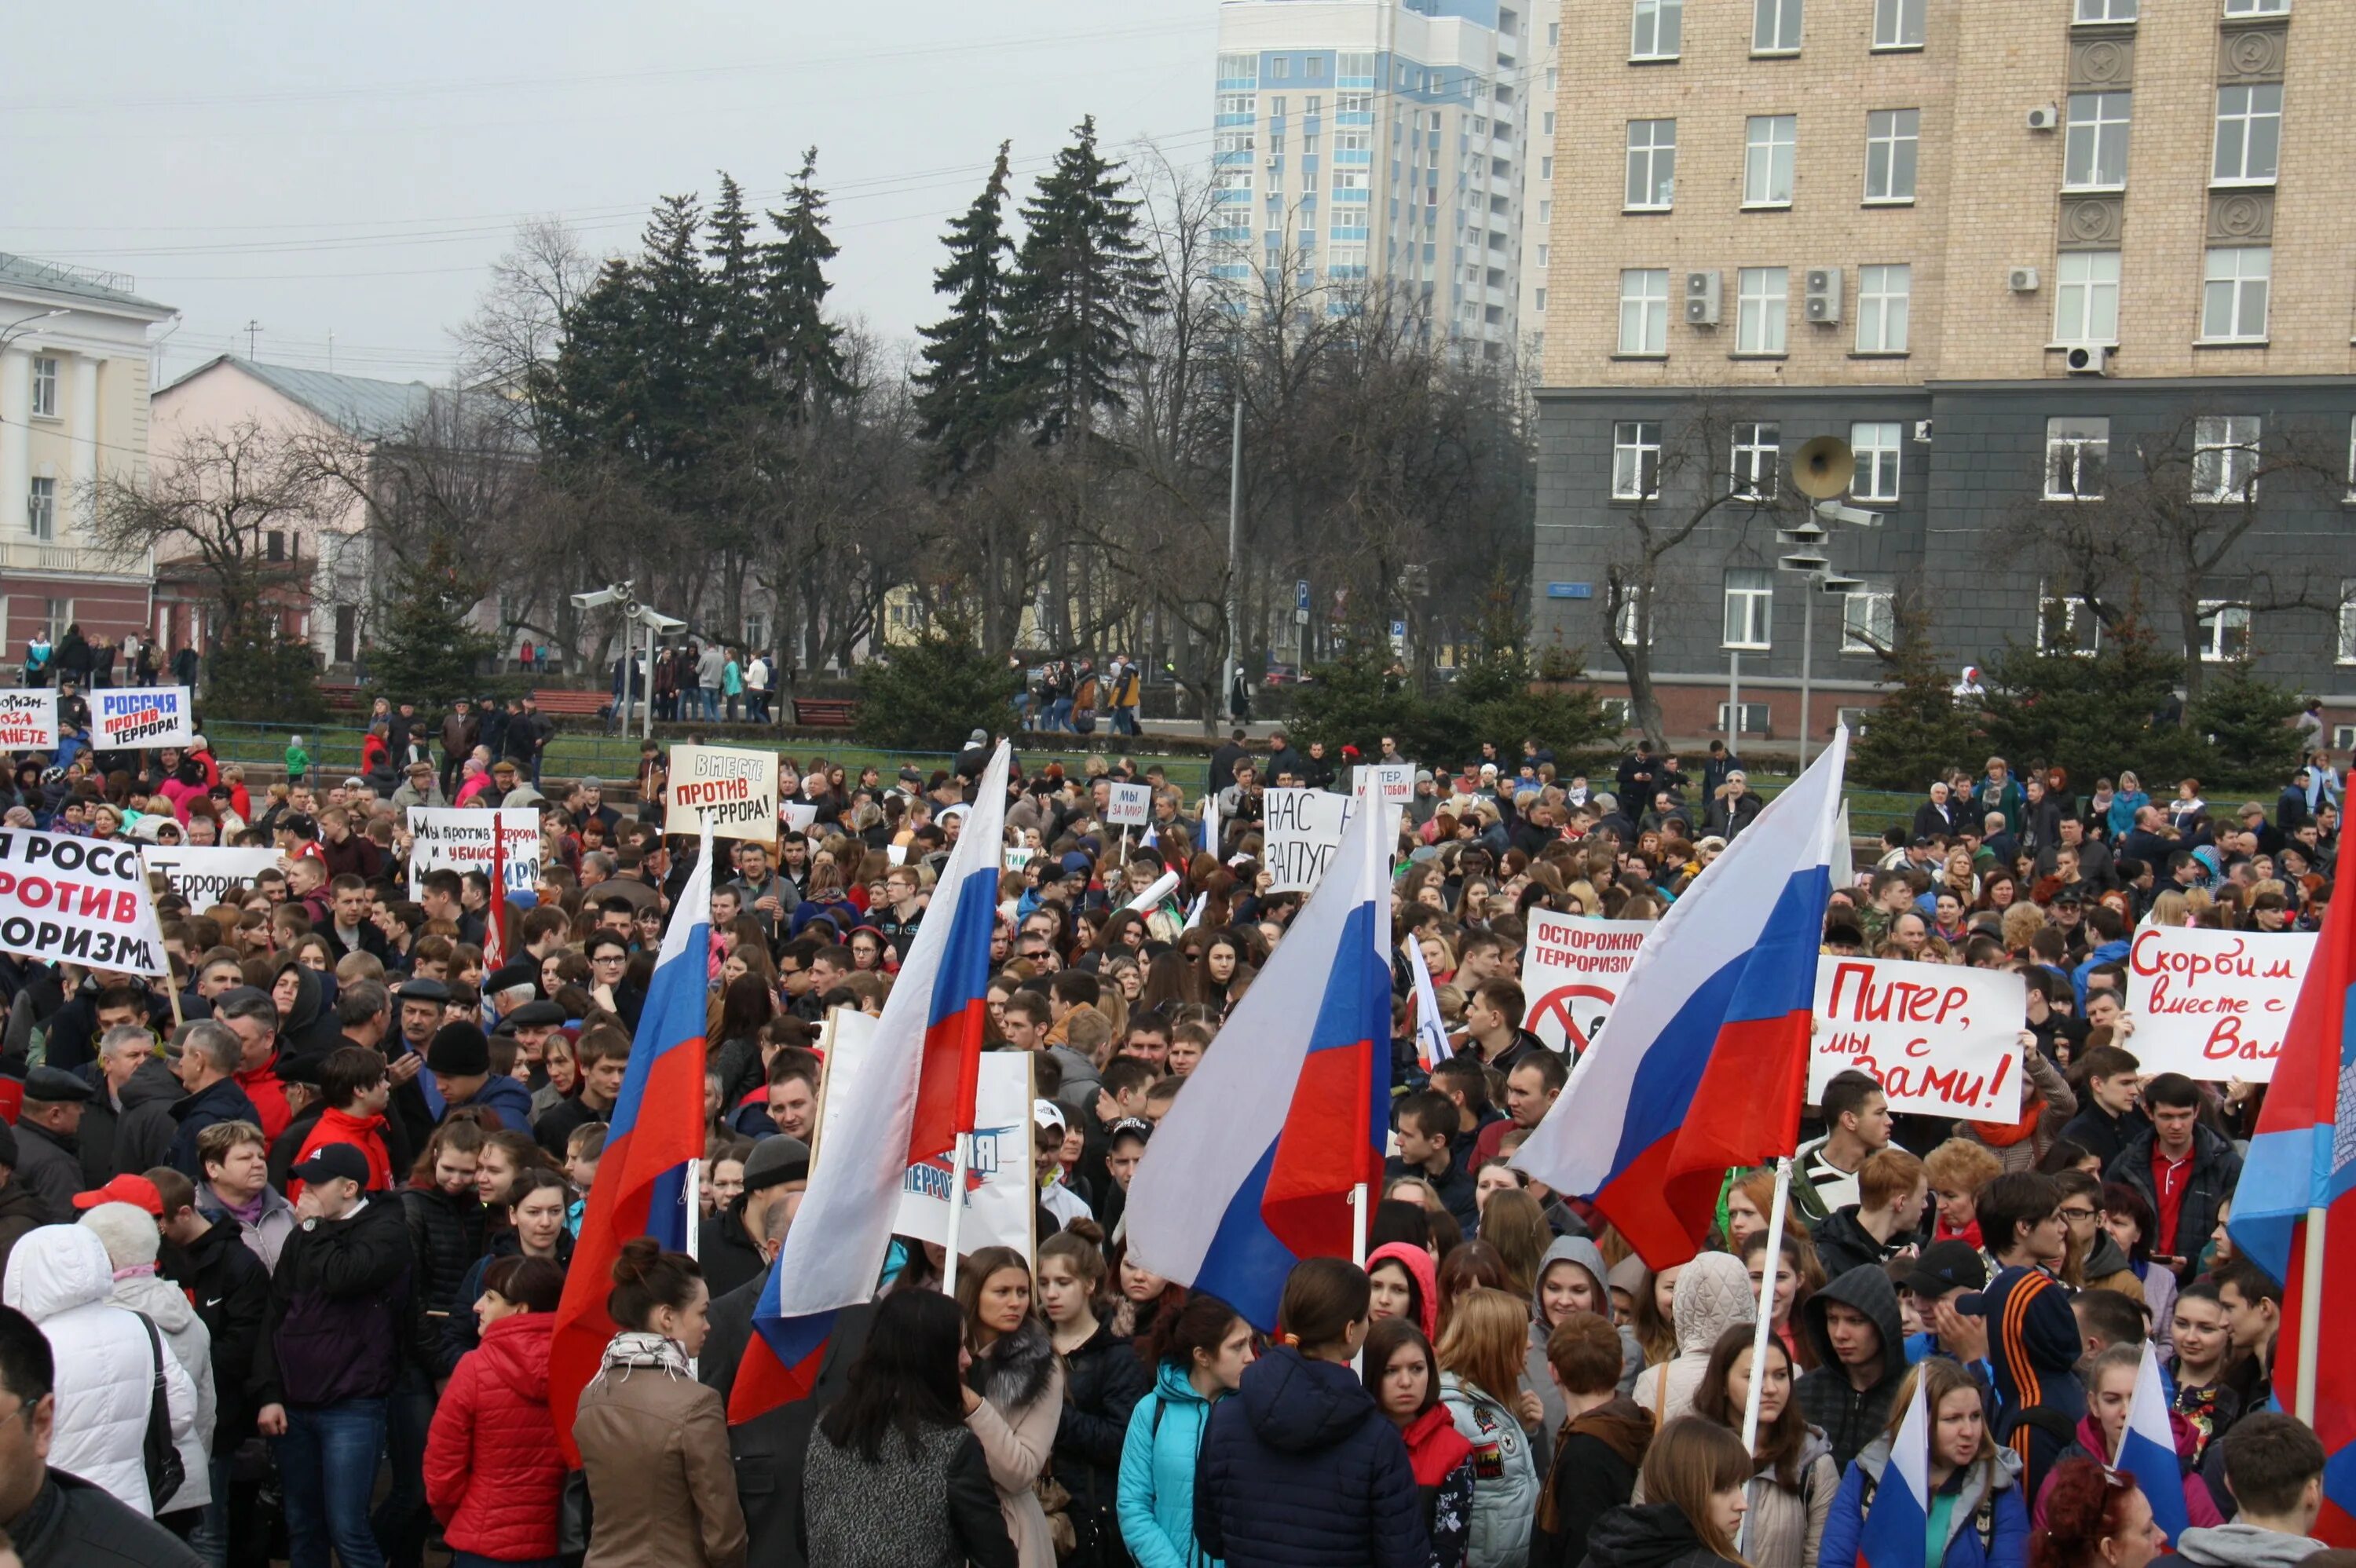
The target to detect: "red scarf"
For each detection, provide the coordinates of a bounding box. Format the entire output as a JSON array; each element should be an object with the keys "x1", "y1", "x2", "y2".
[
  {"x1": 1966, "y1": 1091, "x2": 2044, "y2": 1148},
  {"x1": 1400, "y1": 1402, "x2": 1474, "y2": 1488}
]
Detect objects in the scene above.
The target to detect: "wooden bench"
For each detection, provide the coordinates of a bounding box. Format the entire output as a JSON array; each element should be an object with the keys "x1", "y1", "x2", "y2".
[
  {"x1": 790, "y1": 697, "x2": 858, "y2": 729},
  {"x1": 530, "y1": 689, "x2": 610, "y2": 718},
  {"x1": 317, "y1": 682, "x2": 364, "y2": 713}
]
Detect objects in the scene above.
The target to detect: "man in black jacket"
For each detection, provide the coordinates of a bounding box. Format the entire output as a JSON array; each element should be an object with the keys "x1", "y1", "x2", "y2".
[
  {"x1": 2105, "y1": 1072, "x2": 2242, "y2": 1283},
  {"x1": 1795, "y1": 1263, "x2": 1909, "y2": 1469},
  {"x1": 10, "y1": 1068, "x2": 90, "y2": 1223},
  {"x1": 0, "y1": 1302, "x2": 204, "y2": 1567},
  {"x1": 154, "y1": 1164, "x2": 270, "y2": 1568}
]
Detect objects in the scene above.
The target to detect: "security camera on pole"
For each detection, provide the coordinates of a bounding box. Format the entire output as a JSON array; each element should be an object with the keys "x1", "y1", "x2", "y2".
[
  {"x1": 572, "y1": 582, "x2": 686, "y2": 740},
  {"x1": 1781, "y1": 439, "x2": 1882, "y2": 769}
]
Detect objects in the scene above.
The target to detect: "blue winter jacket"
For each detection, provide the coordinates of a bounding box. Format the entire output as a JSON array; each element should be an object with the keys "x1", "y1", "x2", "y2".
[
  {"x1": 1120, "y1": 1360, "x2": 1223, "y2": 1568},
  {"x1": 1818, "y1": 1438, "x2": 2029, "y2": 1568},
  {"x1": 1191, "y1": 1346, "x2": 1430, "y2": 1568}
]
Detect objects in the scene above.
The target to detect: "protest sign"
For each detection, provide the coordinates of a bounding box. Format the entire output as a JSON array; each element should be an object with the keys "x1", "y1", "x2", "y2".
[
  {"x1": 1520, "y1": 912, "x2": 1656, "y2": 1055},
  {"x1": 1359, "y1": 762, "x2": 1414, "y2": 810},
  {"x1": 0, "y1": 689, "x2": 57, "y2": 749},
  {"x1": 1004, "y1": 846, "x2": 1035, "y2": 872},
  {"x1": 407, "y1": 808, "x2": 542, "y2": 899},
  {"x1": 2126, "y1": 925, "x2": 2314, "y2": 1082},
  {"x1": 1106, "y1": 781, "x2": 1151, "y2": 828},
  {"x1": 1263, "y1": 786, "x2": 1357, "y2": 894},
  {"x1": 142, "y1": 845, "x2": 281, "y2": 907},
  {"x1": 780, "y1": 801, "x2": 818, "y2": 835},
  {"x1": 91, "y1": 687, "x2": 192, "y2": 749},
  {"x1": 0, "y1": 828, "x2": 166, "y2": 974},
  {"x1": 1809, "y1": 956, "x2": 2025, "y2": 1117},
  {"x1": 668, "y1": 744, "x2": 780, "y2": 843}
]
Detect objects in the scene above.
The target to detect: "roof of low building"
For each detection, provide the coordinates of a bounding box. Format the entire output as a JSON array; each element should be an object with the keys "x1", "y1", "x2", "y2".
[
  {"x1": 0, "y1": 253, "x2": 174, "y2": 315},
  {"x1": 160, "y1": 354, "x2": 435, "y2": 438}
]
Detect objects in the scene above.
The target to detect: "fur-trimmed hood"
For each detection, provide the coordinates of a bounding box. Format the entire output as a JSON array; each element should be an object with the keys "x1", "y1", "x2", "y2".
[{"x1": 969, "y1": 1316, "x2": 1057, "y2": 1416}]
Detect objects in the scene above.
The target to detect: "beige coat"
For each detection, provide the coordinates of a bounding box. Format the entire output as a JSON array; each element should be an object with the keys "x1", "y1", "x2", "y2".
[
  {"x1": 968, "y1": 1358, "x2": 1066, "y2": 1568},
  {"x1": 574, "y1": 1358, "x2": 748, "y2": 1568}
]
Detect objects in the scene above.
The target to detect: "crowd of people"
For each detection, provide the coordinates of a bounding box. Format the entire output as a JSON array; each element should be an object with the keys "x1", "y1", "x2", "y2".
[{"x1": 0, "y1": 693, "x2": 2342, "y2": 1568}]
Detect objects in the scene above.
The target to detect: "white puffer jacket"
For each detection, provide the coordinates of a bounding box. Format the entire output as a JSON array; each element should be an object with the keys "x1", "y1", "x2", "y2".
[
  {"x1": 1, "y1": 1224, "x2": 199, "y2": 1515},
  {"x1": 110, "y1": 1269, "x2": 216, "y2": 1512}
]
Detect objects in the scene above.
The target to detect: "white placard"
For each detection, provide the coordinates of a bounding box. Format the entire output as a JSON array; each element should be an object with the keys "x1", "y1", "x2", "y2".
[
  {"x1": 407, "y1": 807, "x2": 542, "y2": 899},
  {"x1": 780, "y1": 801, "x2": 818, "y2": 835},
  {"x1": 0, "y1": 828, "x2": 167, "y2": 974},
  {"x1": 1361, "y1": 762, "x2": 1414, "y2": 808},
  {"x1": 1004, "y1": 846, "x2": 1035, "y2": 872},
  {"x1": 1520, "y1": 911, "x2": 1657, "y2": 1056},
  {"x1": 0, "y1": 689, "x2": 57, "y2": 749},
  {"x1": 1809, "y1": 956, "x2": 2025, "y2": 1117},
  {"x1": 1263, "y1": 786, "x2": 1357, "y2": 894},
  {"x1": 142, "y1": 845, "x2": 282, "y2": 906},
  {"x1": 90, "y1": 686, "x2": 193, "y2": 749},
  {"x1": 2126, "y1": 926, "x2": 2315, "y2": 1082},
  {"x1": 1106, "y1": 781, "x2": 1151, "y2": 828},
  {"x1": 668, "y1": 744, "x2": 780, "y2": 843}
]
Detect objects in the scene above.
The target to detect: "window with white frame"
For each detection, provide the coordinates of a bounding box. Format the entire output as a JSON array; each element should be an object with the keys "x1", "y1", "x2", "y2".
[
  {"x1": 2075, "y1": 0, "x2": 2136, "y2": 18},
  {"x1": 1864, "y1": 109, "x2": 1919, "y2": 202},
  {"x1": 2045, "y1": 417, "x2": 2109, "y2": 500},
  {"x1": 1626, "y1": 119, "x2": 1677, "y2": 210},
  {"x1": 1215, "y1": 131, "x2": 1256, "y2": 155},
  {"x1": 2337, "y1": 580, "x2": 2356, "y2": 664},
  {"x1": 1724, "y1": 568, "x2": 1774, "y2": 649},
  {"x1": 2201, "y1": 246, "x2": 2270, "y2": 342},
  {"x1": 1614, "y1": 596, "x2": 1652, "y2": 646},
  {"x1": 1613, "y1": 420, "x2": 1663, "y2": 499},
  {"x1": 1271, "y1": 57, "x2": 1290, "y2": 79},
  {"x1": 1731, "y1": 422, "x2": 1780, "y2": 499},
  {"x1": 1856, "y1": 264, "x2": 1911, "y2": 353},
  {"x1": 1842, "y1": 587, "x2": 1896, "y2": 653},
  {"x1": 1851, "y1": 422, "x2": 1901, "y2": 501},
  {"x1": 25, "y1": 479, "x2": 54, "y2": 542},
  {"x1": 1736, "y1": 268, "x2": 1789, "y2": 354},
  {"x1": 1754, "y1": 0, "x2": 1803, "y2": 53},
  {"x1": 2054, "y1": 251, "x2": 2121, "y2": 344},
  {"x1": 1217, "y1": 54, "x2": 1257, "y2": 82},
  {"x1": 1216, "y1": 93, "x2": 1257, "y2": 116},
  {"x1": 1619, "y1": 269, "x2": 1670, "y2": 354},
  {"x1": 28, "y1": 358, "x2": 57, "y2": 419},
  {"x1": 2039, "y1": 589, "x2": 2103, "y2": 656},
  {"x1": 1743, "y1": 115, "x2": 1797, "y2": 207},
  {"x1": 1632, "y1": 0, "x2": 1682, "y2": 59},
  {"x1": 1338, "y1": 51, "x2": 1374, "y2": 78},
  {"x1": 2222, "y1": 0, "x2": 2288, "y2": 13},
  {"x1": 1337, "y1": 92, "x2": 1371, "y2": 115},
  {"x1": 1874, "y1": 0, "x2": 1925, "y2": 48},
  {"x1": 2193, "y1": 415, "x2": 2262, "y2": 502},
  {"x1": 2213, "y1": 85, "x2": 2281, "y2": 185},
  {"x1": 2064, "y1": 93, "x2": 2132, "y2": 190},
  {"x1": 2347, "y1": 415, "x2": 2356, "y2": 499},
  {"x1": 2197, "y1": 601, "x2": 2252, "y2": 662}
]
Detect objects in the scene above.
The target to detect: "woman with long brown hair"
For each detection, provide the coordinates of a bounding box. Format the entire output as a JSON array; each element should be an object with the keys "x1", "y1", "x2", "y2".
[
  {"x1": 1819, "y1": 1358, "x2": 2029, "y2": 1568},
  {"x1": 957, "y1": 1246, "x2": 1063, "y2": 1567},
  {"x1": 1682, "y1": 1325, "x2": 1837, "y2": 1568},
  {"x1": 1363, "y1": 1315, "x2": 1475, "y2": 1568},
  {"x1": 1583, "y1": 1416, "x2": 1754, "y2": 1568},
  {"x1": 1438, "y1": 1286, "x2": 1544, "y2": 1568}
]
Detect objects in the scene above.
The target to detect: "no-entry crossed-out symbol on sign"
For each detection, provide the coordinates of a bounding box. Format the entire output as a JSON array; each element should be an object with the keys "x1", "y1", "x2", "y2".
[{"x1": 1527, "y1": 983, "x2": 1619, "y2": 1056}]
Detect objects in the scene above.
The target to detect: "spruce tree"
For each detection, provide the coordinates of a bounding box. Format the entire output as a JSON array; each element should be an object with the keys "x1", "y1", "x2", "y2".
[
  {"x1": 763, "y1": 148, "x2": 849, "y2": 418},
  {"x1": 632, "y1": 192, "x2": 717, "y2": 487},
  {"x1": 704, "y1": 173, "x2": 770, "y2": 413},
  {"x1": 913, "y1": 142, "x2": 1019, "y2": 488},
  {"x1": 529, "y1": 257, "x2": 646, "y2": 464},
  {"x1": 1005, "y1": 116, "x2": 1162, "y2": 447},
  {"x1": 371, "y1": 535, "x2": 499, "y2": 709},
  {"x1": 1849, "y1": 591, "x2": 1979, "y2": 790}
]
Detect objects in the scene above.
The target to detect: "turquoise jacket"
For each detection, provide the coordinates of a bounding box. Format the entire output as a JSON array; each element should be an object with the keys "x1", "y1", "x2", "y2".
[{"x1": 1119, "y1": 1359, "x2": 1224, "y2": 1568}]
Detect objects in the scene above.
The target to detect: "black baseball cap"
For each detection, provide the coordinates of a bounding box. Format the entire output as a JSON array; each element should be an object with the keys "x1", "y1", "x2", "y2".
[
  {"x1": 290, "y1": 1143, "x2": 370, "y2": 1188},
  {"x1": 1902, "y1": 1240, "x2": 1988, "y2": 1301}
]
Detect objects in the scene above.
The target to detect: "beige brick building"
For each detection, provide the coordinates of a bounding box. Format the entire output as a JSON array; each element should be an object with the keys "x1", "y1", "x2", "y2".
[{"x1": 1529, "y1": 0, "x2": 2356, "y2": 747}]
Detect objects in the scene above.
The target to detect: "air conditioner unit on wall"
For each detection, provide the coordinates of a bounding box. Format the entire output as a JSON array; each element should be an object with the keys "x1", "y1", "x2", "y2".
[
  {"x1": 2063, "y1": 343, "x2": 2109, "y2": 375},
  {"x1": 1805, "y1": 268, "x2": 1842, "y2": 323},
  {"x1": 2008, "y1": 266, "x2": 2040, "y2": 292},
  {"x1": 1685, "y1": 270, "x2": 1721, "y2": 326},
  {"x1": 2027, "y1": 104, "x2": 2059, "y2": 131}
]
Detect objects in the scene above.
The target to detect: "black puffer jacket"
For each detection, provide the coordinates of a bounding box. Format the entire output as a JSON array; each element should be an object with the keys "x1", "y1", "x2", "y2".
[
  {"x1": 9, "y1": 1469, "x2": 204, "y2": 1567},
  {"x1": 177, "y1": 1212, "x2": 271, "y2": 1453},
  {"x1": 399, "y1": 1181, "x2": 487, "y2": 1376},
  {"x1": 1580, "y1": 1502, "x2": 1743, "y2": 1568},
  {"x1": 1052, "y1": 1318, "x2": 1153, "y2": 1514},
  {"x1": 79, "y1": 1056, "x2": 184, "y2": 1186}
]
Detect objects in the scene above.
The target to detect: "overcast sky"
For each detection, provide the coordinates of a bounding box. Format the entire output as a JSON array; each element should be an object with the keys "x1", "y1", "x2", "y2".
[{"x1": 8, "y1": 2, "x2": 1221, "y2": 387}]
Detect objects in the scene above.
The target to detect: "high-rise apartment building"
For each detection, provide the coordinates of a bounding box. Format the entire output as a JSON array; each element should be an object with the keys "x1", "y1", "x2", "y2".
[
  {"x1": 1530, "y1": 0, "x2": 2355, "y2": 743},
  {"x1": 1213, "y1": 0, "x2": 1558, "y2": 363}
]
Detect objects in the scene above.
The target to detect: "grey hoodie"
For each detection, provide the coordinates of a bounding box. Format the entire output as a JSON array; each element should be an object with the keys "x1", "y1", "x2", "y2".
[
  {"x1": 1527, "y1": 1234, "x2": 1644, "y2": 1440},
  {"x1": 2175, "y1": 1524, "x2": 2330, "y2": 1568}
]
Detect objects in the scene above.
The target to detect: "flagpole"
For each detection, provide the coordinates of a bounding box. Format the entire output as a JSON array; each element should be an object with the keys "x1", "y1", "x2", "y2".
[
  {"x1": 2297, "y1": 1204, "x2": 2326, "y2": 1421},
  {"x1": 943, "y1": 1132, "x2": 971, "y2": 1291},
  {"x1": 1741, "y1": 1157, "x2": 1794, "y2": 1453}
]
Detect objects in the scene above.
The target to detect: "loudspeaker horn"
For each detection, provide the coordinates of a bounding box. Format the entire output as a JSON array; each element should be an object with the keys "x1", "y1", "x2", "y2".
[{"x1": 1791, "y1": 436, "x2": 1855, "y2": 500}]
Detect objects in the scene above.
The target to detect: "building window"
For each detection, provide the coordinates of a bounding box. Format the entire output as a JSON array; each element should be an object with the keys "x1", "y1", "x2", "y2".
[
  {"x1": 1271, "y1": 57, "x2": 1290, "y2": 79},
  {"x1": 1613, "y1": 421, "x2": 1663, "y2": 499},
  {"x1": 2075, "y1": 0, "x2": 2137, "y2": 18},
  {"x1": 2213, "y1": 85, "x2": 2281, "y2": 186},
  {"x1": 2201, "y1": 246, "x2": 2270, "y2": 342},
  {"x1": 2338, "y1": 581, "x2": 2356, "y2": 664},
  {"x1": 2040, "y1": 589, "x2": 2103, "y2": 655},
  {"x1": 28, "y1": 358, "x2": 57, "y2": 419},
  {"x1": 1855, "y1": 264, "x2": 1911, "y2": 353},
  {"x1": 1214, "y1": 131, "x2": 1256, "y2": 155},
  {"x1": 1619, "y1": 269, "x2": 1670, "y2": 354},
  {"x1": 2064, "y1": 93, "x2": 2131, "y2": 190},
  {"x1": 1724, "y1": 568, "x2": 1774, "y2": 649},
  {"x1": 1306, "y1": 55, "x2": 1324, "y2": 79},
  {"x1": 1217, "y1": 53, "x2": 1257, "y2": 82},
  {"x1": 1216, "y1": 93, "x2": 1257, "y2": 116},
  {"x1": 24, "y1": 478, "x2": 53, "y2": 542},
  {"x1": 2053, "y1": 251, "x2": 2121, "y2": 344},
  {"x1": 1743, "y1": 115, "x2": 1797, "y2": 207},
  {"x1": 1842, "y1": 587, "x2": 1896, "y2": 652},
  {"x1": 1615, "y1": 598, "x2": 1652, "y2": 646},
  {"x1": 1864, "y1": 109, "x2": 1919, "y2": 203},
  {"x1": 1632, "y1": 0, "x2": 1682, "y2": 60},
  {"x1": 1754, "y1": 0, "x2": 1803, "y2": 53},
  {"x1": 1851, "y1": 422, "x2": 1901, "y2": 501},
  {"x1": 1731, "y1": 422, "x2": 1780, "y2": 499},
  {"x1": 2045, "y1": 418, "x2": 2110, "y2": 500},
  {"x1": 2197, "y1": 602, "x2": 2252, "y2": 662},
  {"x1": 2193, "y1": 415, "x2": 2261, "y2": 502},
  {"x1": 1874, "y1": 0, "x2": 1925, "y2": 48},
  {"x1": 1736, "y1": 267, "x2": 1789, "y2": 354},
  {"x1": 2222, "y1": 0, "x2": 2288, "y2": 13}
]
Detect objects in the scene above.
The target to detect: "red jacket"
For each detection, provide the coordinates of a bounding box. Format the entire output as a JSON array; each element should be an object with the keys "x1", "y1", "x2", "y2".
[
  {"x1": 423, "y1": 1311, "x2": 566, "y2": 1560},
  {"x1": 290, "y1": 1106, "x2": 393, "y2": 1200},
  {"x1": 236, "y1": 1062, "x2": 291, "y2": 1142}
]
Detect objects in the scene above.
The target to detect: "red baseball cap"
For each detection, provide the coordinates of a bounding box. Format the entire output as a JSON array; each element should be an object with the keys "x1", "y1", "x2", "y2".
[{"x1": 71, "y1": 1174, "x2": 163, "y2": 1216}]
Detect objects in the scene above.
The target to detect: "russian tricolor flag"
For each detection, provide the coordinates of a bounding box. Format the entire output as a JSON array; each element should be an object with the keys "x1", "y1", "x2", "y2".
[
  {"x1": 548, "y1": 828, "x2": 716, "y2": 1464},
  {"x1": 2115, "y1": 1340, "x2": 2188, "y2": 1545},
  {"x1": 1125, "y1": 773, "x2": 1389, "y2": 1330},
  {"x1": 1514, "y1": 727, "x2": 1847, "y2": 1267},
  {"x1": 2227, "y1": 867, "x2": 2356, "y2": 1543},
  {"x1": 730, "y1": 742, "x2": 1011, "y2": 1421},
  {"x1": 1858, "y1": 1370, "x2": 1932, "y2": 1568}
]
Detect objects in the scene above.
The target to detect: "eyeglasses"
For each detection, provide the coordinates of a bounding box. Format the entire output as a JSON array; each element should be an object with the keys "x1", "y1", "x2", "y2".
[{"x1": 2058, "y1": 1207, "x2": 2099, "y2": 1223}]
